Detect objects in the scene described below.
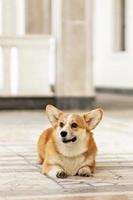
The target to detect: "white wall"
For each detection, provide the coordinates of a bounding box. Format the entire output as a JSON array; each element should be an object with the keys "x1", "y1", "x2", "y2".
[{"x1": 93, "y1": 0, "x2": 133, "y2": 89}]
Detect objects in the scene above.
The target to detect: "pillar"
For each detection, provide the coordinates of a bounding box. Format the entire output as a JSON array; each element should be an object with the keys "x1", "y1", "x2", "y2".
[
  {"x1": 52, "y1": 0, "x2": 95, "y2": 109},
  {"x1": 25, "y1": 0, "x2": 51, "y2": 34},
  {"x1": 1, "y1": 0, "x2": 17, "y2": 95}
]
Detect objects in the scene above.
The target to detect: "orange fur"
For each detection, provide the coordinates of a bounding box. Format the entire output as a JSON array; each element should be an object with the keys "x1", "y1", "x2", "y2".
[{"x1": 37, "y1": 105, "x2": 103, "y2": 178}]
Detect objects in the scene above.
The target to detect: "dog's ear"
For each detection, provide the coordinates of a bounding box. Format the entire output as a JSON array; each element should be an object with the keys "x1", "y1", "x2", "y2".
[
  {"x1": 46, "y1": 105, "x2": 62, "y2": 126},
  {"x1": 83, "y1": 108, "x2": 103, "y2": 130}
]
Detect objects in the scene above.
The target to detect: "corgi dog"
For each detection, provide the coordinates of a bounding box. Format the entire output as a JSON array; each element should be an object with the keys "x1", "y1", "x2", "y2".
[{"x1": 37, "y1": 105, "x2": 103, "y2": 178}]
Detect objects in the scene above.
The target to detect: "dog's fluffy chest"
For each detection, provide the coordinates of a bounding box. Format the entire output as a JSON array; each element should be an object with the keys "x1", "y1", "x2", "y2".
[
  {"x1": 61, "y1": 155, "x2": 85, "y2": 175},
  {"x1": 54, "y1": 139, "x2": 89, "y2": 175}
]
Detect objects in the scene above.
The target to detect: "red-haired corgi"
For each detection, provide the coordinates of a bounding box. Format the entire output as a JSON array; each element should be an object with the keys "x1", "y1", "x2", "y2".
[{"x1": 37, "y1": 105, "x2": 103, "y2": 178}]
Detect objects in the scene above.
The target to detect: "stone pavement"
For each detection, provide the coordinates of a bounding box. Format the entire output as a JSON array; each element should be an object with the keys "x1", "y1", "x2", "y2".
[{"x1": 0, "y1": 94, "x2": 133, "y2": 200}]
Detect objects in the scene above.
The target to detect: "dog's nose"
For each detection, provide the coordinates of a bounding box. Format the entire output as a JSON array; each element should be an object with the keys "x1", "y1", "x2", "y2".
[{"x1": 60, "y1": 131, "x2": 67, "y2": 137}]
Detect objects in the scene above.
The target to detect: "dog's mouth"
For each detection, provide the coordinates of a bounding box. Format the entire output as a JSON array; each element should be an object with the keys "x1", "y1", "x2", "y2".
[{"x1": 62, "y1": 136, "x2": 77, "y2": 143}]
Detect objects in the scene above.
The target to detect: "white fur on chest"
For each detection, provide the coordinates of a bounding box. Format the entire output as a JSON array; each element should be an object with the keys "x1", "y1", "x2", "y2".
[
  {"x1": 57, "y1": 135, "x2": 88, "y2": 157},
  {"x1": 61, "y1": 155, "x2": 85, "y2": 175},
  {"x1": 49, "y1": 134, "x2": 94, "y2": 176},
  {"x1": 49, "y1": 154, "x2": 94, "y2": 176},
  {"x1": 50, "y1": 154, "x2": 85, "y2": 175}
]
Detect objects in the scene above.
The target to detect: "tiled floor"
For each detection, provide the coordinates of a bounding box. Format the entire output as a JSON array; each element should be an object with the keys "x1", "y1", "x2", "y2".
[{"x1": 0, "y1": 94, "x2": 133, "y2": 200}]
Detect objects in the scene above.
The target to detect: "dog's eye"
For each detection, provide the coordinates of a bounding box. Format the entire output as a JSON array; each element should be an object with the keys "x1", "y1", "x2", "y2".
[
  {"x1": 71, "y1": 123, "x2": 78, "y2": 128},
  {"x1": 59, "y1": 122, "x2": 64, "y2": 128}
]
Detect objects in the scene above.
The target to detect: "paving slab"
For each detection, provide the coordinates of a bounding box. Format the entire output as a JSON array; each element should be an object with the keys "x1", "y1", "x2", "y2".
[{"x1": 0, "y1": 96, "x2": 133, "y2": 200}]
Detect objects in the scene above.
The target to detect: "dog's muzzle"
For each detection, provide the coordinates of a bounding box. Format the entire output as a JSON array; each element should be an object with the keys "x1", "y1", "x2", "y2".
[{"x1": 62, "y1": 136, "x2": 77, "y2": 143}]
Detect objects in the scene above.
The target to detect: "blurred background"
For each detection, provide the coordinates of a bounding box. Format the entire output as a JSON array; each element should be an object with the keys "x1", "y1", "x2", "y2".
[{"x1": 0, "y1": 0, "x2": 133, "y2": 110}]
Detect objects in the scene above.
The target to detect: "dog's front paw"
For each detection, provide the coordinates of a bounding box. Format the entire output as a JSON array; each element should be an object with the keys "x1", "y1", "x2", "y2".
[
  {"x1": 56, "y1": 170, "x2": 67, "y2": 179},
  {"x1": 45, "y1": 165, "x2": 68, "y2": 179},
  {"x1": 78, "y1": 166, "x2": 92, "y2": 177}
]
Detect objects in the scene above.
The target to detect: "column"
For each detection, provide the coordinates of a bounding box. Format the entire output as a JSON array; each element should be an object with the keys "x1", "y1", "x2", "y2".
[
  {"x1": 52, "y1": 0, "x2": 95, "y2": 109},
  {"x1": 1, "y1": 0, "x2": 17, "y2": 95},
  {"x1": 25, "y1": 0, "x2": 51, "y2": 34}
]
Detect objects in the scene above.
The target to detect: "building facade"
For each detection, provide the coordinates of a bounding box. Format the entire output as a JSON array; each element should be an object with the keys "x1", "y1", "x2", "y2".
[{"x1": 0, "y1": 0, "x2": 132, "y2": 109}]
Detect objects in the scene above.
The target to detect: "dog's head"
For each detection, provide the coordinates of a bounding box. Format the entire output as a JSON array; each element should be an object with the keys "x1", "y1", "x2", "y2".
[{"x1": 46, "y1": 105, "x2": 103, "y2": 146}]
